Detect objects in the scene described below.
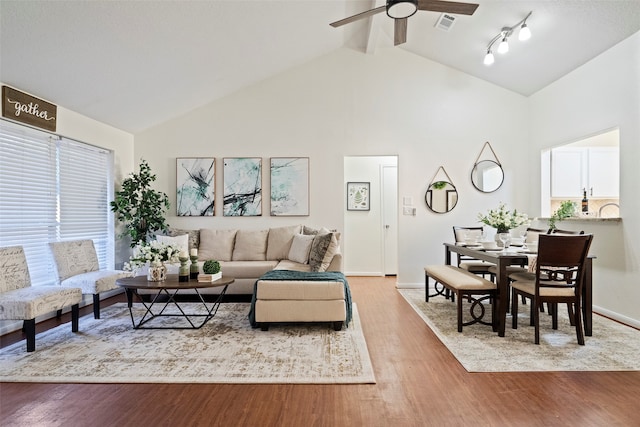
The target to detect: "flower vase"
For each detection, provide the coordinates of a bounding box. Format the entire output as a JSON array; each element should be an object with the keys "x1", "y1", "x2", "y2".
[{"x1": 147, "y1": 262, "x2": 167, "y2": 282}]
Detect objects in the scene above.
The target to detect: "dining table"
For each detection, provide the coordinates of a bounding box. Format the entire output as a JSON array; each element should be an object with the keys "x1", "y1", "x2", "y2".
[{"x1": 444, "y1": 242, "x2": 594, "y2": 337}]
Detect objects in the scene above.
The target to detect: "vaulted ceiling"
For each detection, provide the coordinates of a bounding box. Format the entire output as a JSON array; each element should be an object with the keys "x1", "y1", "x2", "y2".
[{"x1": 1, "y1": 1, "x2": 639, "y2": 133}]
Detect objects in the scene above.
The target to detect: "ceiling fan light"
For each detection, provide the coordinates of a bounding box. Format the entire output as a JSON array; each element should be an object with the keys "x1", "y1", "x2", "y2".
[
  {"x1": 484, "y1": 51, "x2": 495, "y2": 66},
  {"x1": 387, "y1": 0, "x2": 418, "y2": 19},
  {"x1": 519, "y1": 24, "x2": 531, "y2": 41},
  {"x1": 497, "y1": 37, "x2": 509, "y2": 54}
]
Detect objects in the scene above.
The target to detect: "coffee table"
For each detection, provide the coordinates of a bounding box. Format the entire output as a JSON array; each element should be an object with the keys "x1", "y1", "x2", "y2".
[{"x1": 115, "y1": 274, "x2": 235, "y2": 329}]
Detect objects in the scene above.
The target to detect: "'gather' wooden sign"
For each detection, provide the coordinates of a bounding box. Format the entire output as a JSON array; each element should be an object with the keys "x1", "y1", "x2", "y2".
[{"x1": 2, "y1": 86, "x2": 57, "y2": 132}]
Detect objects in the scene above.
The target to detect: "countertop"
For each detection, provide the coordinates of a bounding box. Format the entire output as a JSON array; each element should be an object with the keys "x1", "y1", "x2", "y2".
[{"x1": 534, "y1": 217, "x2": 621, "y2": 222}]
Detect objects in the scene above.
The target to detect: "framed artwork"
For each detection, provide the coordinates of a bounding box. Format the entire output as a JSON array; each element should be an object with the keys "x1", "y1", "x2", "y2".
[
  {"x1": 223, "y1": 157, "x2": 262, "y2": 216},
  {"x1": 176, "y1": 158, "x2": 215, "y2": 216},
  {"x1": 270, "y1": 157, "x2": 309, "y2": 216},
  {"x1": 347, "y1": 182, "x2": 370, "y2": 211}
]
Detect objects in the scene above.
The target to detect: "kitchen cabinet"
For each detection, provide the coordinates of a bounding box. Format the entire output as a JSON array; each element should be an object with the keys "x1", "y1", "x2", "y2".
[{"x1": 551, "y1": 146, "x2": 619, "y2": 198}]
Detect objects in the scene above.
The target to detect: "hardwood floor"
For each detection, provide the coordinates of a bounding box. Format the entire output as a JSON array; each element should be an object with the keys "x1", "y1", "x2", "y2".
[{"x1": 1, "y1": 276, "x2": 639, "y2": 426}]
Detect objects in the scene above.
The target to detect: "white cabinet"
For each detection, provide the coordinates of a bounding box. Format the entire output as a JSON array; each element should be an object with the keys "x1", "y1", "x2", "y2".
[
  {"x1": 551, "y1": 147, "x2": 619, "y2": 198},
  {"x1": 588, "y1": 147, "x2": 619, "y2": 198}
]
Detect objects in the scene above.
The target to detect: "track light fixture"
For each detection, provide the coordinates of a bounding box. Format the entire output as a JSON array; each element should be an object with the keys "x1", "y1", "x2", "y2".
[{"x1": 483, "y1": 11, "x2": 532, "y2": 66}]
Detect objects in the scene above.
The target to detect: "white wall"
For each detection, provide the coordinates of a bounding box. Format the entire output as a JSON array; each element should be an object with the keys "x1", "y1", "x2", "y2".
[
  {"x1": 135, "y1": 47, "x2": 529, "y2": 285},
  {"x1": 529, "y1": 32, "x2": 640, "y2": 326}
]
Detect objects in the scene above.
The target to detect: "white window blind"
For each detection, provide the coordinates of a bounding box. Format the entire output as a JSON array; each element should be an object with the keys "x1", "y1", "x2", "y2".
[
  {"x1": 58, "y1": 139, "x2": 114, "y2": 268},
  {"x1": 0, "y1": 119, "x2": 114, "y2": 286}
]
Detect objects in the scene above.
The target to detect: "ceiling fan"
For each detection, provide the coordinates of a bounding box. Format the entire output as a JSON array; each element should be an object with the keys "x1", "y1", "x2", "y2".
[{"x1": 330, "y1": 0, "x2": 479, "y2": 45}]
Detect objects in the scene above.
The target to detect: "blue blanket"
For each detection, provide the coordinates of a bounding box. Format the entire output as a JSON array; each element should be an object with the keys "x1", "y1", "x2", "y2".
[{"x1": 248, "y1": 270, "x2": 352, "y2": 328}]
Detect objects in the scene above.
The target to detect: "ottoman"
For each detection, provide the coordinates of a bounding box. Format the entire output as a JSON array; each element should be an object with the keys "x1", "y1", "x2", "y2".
[{"x1": 250, "y1": 271, "x2": 351, "y2": 331}]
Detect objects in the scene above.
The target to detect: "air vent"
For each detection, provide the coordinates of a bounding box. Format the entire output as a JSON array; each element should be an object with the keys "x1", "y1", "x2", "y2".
[{"x1": 435, "y1": 13, "x2": 456, "y2": 32}]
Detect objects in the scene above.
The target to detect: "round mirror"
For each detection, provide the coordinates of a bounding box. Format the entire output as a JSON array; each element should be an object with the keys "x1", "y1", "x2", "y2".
[
  {"x1": 425, "y1": 181, "x2": 458, "y2": 214},
  {"x1": 471, "y1": 160, "x2": 504, "y2": 193}
]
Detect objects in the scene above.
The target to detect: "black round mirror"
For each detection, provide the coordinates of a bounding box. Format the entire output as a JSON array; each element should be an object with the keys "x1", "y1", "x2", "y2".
[
  {"x1": 471, "y1": 160, "x2": 504, "y2": 193},
  {"x1": 425, "y1": 181, "x2": 458, "y2": 214}
]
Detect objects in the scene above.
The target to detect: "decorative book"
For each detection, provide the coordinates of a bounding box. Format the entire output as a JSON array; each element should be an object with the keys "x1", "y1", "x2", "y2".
[{"x1": 198, "y1": 272, "x2": 222, "y2": 282}]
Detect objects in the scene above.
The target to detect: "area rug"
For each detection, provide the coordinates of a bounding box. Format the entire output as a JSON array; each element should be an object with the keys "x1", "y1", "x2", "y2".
[
  {"x1": 0, "y1": 303, "x2": 375, "y2": 384},
  {"x1": 399, "y1": 288, "x2": 640, "y2": 372}
]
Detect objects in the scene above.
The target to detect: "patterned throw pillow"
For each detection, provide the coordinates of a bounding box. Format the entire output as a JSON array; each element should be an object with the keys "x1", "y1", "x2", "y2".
[
  {"x1": 308, "y1": 232, "x2": 334, "y2": 272},
  {"x1": 166, "y1": 228, "x2": 200, "y2": 250}
]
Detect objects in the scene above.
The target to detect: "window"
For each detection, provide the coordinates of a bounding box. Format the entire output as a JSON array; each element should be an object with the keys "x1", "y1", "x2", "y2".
[{"x1": 0, "y1": 119, "x2": 114, "y2": 286}]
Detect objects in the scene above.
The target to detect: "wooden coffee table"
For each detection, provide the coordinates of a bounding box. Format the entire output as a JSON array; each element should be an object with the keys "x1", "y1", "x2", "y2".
[{"x1": 115, "y1": 274, "x2": 235, "y2": 329}]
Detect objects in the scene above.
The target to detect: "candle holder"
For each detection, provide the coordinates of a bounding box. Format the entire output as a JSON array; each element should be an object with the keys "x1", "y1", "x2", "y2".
[
  {"x1": 190, "y1": 255, "x2": 199, "y2": 279},
  {"x1": 179, "y1": 256, "x2": 190, "y2": 282}
]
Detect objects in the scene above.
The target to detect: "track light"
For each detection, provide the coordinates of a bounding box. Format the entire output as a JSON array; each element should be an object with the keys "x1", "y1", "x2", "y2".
[
  {"x1": 519, "y1": 23, "x2": 531, "y2": 41},
  {"x1": 483, "y1": 11, "x2": 532, "y2": 66},
  {"x1": 497, "y1": 36, "x2": 509, "y2": 54},
  {"x1": 483, "y1": 50, "x2": 495, "y2": 65}
]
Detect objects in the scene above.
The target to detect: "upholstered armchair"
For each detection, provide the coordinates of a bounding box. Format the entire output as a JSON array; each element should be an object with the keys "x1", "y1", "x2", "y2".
[
  {"x1": 49, "y1": 240, "x2": 131, "y2": 319},
  {"x1": 0, "y1": 246, "x2": 82, "y2": 352}
]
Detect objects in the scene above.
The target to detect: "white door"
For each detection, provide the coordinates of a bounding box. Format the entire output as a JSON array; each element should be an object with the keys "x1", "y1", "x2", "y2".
[{"x1": 382, "y1": 165, "x2": 398, "y2": 275}]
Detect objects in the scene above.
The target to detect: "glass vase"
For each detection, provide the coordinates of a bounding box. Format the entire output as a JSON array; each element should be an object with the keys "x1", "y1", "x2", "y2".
[{"x1": 147, "y1": 262, "x2": 167, "y2": 282}]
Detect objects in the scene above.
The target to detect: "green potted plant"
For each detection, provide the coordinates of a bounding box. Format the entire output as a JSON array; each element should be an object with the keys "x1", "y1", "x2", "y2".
[
  {"x1": 203, "y1": 260, "x2": 221, "y2": 274},
  {"x1": 110, "y1": 159, "x2": 170, "y2": 247},
  {"x1": 549, "y1": 200, "x2": 578, "y2": 231},
  {"x1": 200, "y1": 259, "x2": 222, "y2": 282}
]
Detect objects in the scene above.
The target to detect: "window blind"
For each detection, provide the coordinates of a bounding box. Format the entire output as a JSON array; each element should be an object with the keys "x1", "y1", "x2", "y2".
[{"x1": 0, "y1": 119, "x2": 114, "y2": 286}]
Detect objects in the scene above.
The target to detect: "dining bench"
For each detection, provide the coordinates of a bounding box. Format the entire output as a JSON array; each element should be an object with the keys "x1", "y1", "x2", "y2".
[{"x1": 424, "y1": 265, "x2": 497, "y2": 332}]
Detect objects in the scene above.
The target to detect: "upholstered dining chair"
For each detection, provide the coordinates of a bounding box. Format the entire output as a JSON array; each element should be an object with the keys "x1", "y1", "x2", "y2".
[
  {"x1": 49, "y1": 240, "x2": 132, "y2": 319},
  {"x1": 0, "y1": 246, "x2": 82, "y2": 352},
  {"x1": 510, "y1": 233, "x2": 593, "y2": 345},
  {"x1": 452, "y1": 226, "x2": 495, "y2": 280}
]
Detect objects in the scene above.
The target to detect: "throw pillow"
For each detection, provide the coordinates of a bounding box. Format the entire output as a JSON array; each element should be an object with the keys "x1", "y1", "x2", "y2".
[
  {"x1": 319, "y1": 233, "x2": 339, "y2": 272},
  {"x1": 198, "y1": 229, "x2": 237, "y2": 261},
  {"x1": 309, "y1": 232, "x2": 334, "y2": 272},
  {"x1": 303, "y1": 226, "x2": 332, "y2": 236},
  {"x1": 166, "y1": 227, "x2": 200, "y2": 250},
  {"x1": 155, "y1": 234, "x2": 189, "y2": 254},
  {"x1": 266, "y1": 225, "x2": 301, "y2": 260},
  {"x1": 287, "y1": 234, "x2": 315, "y2": 264},
  {"x1": 232, "y1": 229, "x2": 269, "y2": 261}
]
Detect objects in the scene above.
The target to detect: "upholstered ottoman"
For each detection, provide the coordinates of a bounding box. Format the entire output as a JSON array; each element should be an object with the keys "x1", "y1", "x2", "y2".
[{"x1": 249, "y1": 271, "x2": 352, "y2": 331}]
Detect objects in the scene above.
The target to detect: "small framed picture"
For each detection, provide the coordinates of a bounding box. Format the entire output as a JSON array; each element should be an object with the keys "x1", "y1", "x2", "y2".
[{"x1": 347, "y1": 182, "x2": 370, "y2": 211}]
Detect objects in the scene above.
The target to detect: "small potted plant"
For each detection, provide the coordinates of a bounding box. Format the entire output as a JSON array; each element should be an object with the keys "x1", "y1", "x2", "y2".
[
  {"x1": 549, "y1": 200, "x2": 578, "y2": 231},
  {"x1": 199, "y1": 259, "x2": 222, "y2": 282}
]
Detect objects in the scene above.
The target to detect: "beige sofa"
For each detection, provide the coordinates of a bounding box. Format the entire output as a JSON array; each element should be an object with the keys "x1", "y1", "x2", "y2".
[{"x1": 161, "y1": 225, "x2": 342, "y2": 295}]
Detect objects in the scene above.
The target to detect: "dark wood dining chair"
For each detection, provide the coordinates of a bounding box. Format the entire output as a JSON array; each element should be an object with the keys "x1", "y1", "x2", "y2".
[
  {"x1": 549, "y1": 228, "x2": 585, "y2": 235},
  {"x1": 510, "y1": 234, "x2": 593, "y2": 345}
]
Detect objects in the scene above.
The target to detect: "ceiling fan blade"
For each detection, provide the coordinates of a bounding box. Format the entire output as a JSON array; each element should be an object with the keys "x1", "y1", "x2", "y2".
[
  {"x1": 330, "y1": 5, "x2": 386, "y2": 27},
  {"x1": 394, "y1": 18, "x2": 408, "y2": 46},
  {"x1": 417, "y1": 0, "x2": 479, "y2": 15}
]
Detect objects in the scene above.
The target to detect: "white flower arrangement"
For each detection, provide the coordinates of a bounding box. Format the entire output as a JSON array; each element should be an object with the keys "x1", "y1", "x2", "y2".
[
  {"x1": 477, "y1": 202, "x2": 529, "y2": 233},
  {"x1": 124, "y1": 240, "x2": 181, "y2": 271}
]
